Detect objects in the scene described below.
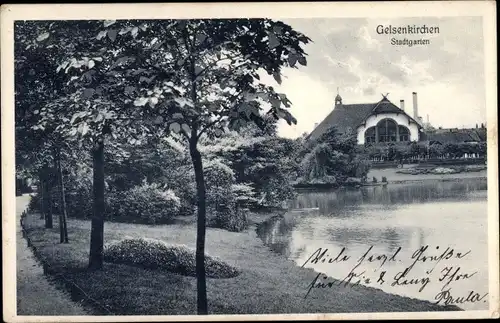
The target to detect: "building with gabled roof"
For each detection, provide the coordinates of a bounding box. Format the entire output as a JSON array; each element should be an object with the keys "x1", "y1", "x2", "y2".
[{"x1": 308, "y1": 91, "x2": 424, "y2": 145}]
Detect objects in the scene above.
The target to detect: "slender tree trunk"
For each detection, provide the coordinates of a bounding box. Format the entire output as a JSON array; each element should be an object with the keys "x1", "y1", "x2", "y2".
[
  {"x1": 47, "y1": 183, "x2": 53, "y2": 228},
  {"x1": 54, "y1": 148, "x2": 69, "y2": 243},
  {"x1": 189, "y1": 137, "x2": 208, "y2": 315},
  {"x1": 88, "y1": 139, "x2": 105, "y2": 270},
  {"x1": 187, "y1": 46, "x2": 208, "y2": 314},
  {"x1": 39, "y1": 174, "x2": 45, "y2": 220},
  {"x1": 42, "y1": 168, "x2": 53, "y2": 229}
]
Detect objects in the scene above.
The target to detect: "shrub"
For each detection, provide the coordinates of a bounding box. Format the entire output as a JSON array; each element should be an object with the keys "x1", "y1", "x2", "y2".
[
  {"x1": 65, "y1": 187, "x2": 93, "y2": 219},
  {"x1": 372, "y1": 176, "x2": 378, "y2": 183},
  {"x1": 103, "y1": 238, "x2": 239, "y2": 278},
  {"x1": 106, "y1": 181, "x2": 181, "y2": 224},
  {"x1": 204, "y1": 158, "x2": 236, "y2": 213},
  {"x1": 254, "y1": 173, "x2": 296, "y2": 208},
  {"x1": 207, "y1": 207, "x2": 249, "y2": 232},
  {"x1": 204, "y1": 158, "x2": 235, "y2": 188},
  {"x1": 381, "y1": 176, "x2": 388, "y2": 183},
  {"x1": 158, "y1": 165, "x2": 197, "y2": 217},
  {"x1": 231, "y1": 183, "x2": 258, "y2": 208}
]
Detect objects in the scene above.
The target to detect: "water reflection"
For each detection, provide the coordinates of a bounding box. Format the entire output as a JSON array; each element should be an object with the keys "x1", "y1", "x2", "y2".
[
  {"x1": 257, "y1": 178, "x2": 488, "y2": 310},
  {"x1": 289, "y1": 179, "x2": 487, "y2": 215}
]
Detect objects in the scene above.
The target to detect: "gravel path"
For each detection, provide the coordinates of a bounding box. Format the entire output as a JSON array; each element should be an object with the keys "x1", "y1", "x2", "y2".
[{"x1": 16, "y1": 195, "x2": 87, "y2": 316}]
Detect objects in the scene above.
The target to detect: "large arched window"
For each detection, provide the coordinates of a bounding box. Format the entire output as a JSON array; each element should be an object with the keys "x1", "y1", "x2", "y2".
[
  {"x1": 377, "y1": 119, "x2": 397, "y2": 142},
  {"x1": 398, "y1": 125, "x2": 410, "y2": 142},
  {"x1": 365, "y1": 127, "x2": 376, "y2": 143}
]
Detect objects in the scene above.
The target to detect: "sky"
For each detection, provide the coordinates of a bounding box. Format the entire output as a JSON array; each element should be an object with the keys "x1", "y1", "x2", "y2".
[{"x1": 266, "y1": 17, "x2": 486, "y2": 139}]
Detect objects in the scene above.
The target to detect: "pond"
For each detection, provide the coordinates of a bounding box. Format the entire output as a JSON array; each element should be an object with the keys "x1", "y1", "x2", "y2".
[{"x1": 257, "y1": 178, "x2": 489, "y2": 311}]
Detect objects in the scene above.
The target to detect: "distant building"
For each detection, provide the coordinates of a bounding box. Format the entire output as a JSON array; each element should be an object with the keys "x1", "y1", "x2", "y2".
[
  {"x1": 308, "y1": 90, "x2": 487, "y2": 146},
  {"x1": 423, "y1": 127, "x2": 487, "y2": 145},
  {"x1": 308, "y1": 92, "x2": 423, "y2": 144}
]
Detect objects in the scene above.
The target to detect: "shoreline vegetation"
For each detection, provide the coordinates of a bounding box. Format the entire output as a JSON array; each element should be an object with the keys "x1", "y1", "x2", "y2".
[
  {"x1": 21, "y1": 195, "x2": 462, "y2": 315},
  {"x1": 294, "y1": 164, "x2": 487, "y2": 189}
]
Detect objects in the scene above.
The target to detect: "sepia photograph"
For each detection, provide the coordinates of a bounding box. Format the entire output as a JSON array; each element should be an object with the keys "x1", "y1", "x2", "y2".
[{"x1": 2, "y1": 2, "x2": 498, "y2": 322}]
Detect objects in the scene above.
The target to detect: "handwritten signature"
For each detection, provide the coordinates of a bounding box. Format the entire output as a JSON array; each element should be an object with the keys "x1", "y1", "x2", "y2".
[{"x1": 435, "y1": 289, "x2": 488, "y2": 306}]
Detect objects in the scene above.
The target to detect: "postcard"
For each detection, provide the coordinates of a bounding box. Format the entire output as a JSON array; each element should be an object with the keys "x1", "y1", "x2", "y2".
[{"x1": 1, "y1": 1, "x2": 498, "y2": 322}]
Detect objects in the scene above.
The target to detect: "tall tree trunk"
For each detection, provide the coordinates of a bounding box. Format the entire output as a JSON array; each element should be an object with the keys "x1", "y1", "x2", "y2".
[
  {"x1": 46, "y1": 183, "x2": 53, "y2": 229},
  {"x1": 39, "y1": 174, "x2": 45, "y2": 220},
  {"x1": 42, "y1": 167, "x2": 53, "y2": 229},
  {"x1": 189, "y1": 137, "x2": 208, "y2": 315},
  {"x1": 54, "y1": 148, "x2": 69, "y2": 243},
  {"x1": 88, "y1": 139, "x2": 105, "y2": 270}
]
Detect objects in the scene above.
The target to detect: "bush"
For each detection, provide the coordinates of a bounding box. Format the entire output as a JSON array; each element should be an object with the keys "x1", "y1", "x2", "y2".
[
  {"x1": 231, "y1": 183, "x2": 258, "y2": 208},
  {"x1": 159, "y1": 165, "x2": 197, "y2": 217},
  {"x1": 106, "y1": 181, "x2": 181, "y2": 224},
  {"x1": 255, "y1": 173, "x2": 296, "y2": 208},
  {"x1": 204, "y1": 158, "x2": 236, "y2": 212},
  {"x1": 381, "y1": 176, "x2": 388, "y2": 183},
  {"x1": 207, "y1": 207, "x2": 249, "y2": 232},
  {"x1": 202, "y1": 160, "x2": 250, "y2": 231},
  {"x1": 103, "y1": 238, "x2": 239, "y2": 278},
  {"x1": 65, "y1": 187, "x2": 93, "y2": 218},
  {"x1": 372, "y1": 176, "x2": 378, "y2": 183}
]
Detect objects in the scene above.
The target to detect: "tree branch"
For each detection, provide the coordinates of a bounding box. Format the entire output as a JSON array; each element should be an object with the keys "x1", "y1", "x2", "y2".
[
  {"x1": 195, "y1": 54, "x2": 245, "y2": 79},
  {"x1": 192, "y1": 40, "x2": 234, "y2": 58},
  {"x1": 197, "y1": 115, "x2": 227, "y2": 139}
]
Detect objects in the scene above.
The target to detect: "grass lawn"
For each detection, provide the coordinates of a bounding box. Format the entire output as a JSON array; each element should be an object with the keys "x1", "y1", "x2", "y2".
[{"x1": 23, "y1": 212, "x2": 461, "y2": 315}]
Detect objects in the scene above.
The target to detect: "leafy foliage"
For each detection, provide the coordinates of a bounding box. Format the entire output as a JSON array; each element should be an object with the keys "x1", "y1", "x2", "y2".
[
  {"x1": 103, "y1": 238, "x2": 239, "y2": 278},
  {"x1": 298, "y1": 127, "x2": 371, "y2": 185},
  {"x1": 362, "y1": 141, "x2": 486, "y2": 162},
  {"x1": 106, "y1": 181, "x2": 181, "y2": 224}
]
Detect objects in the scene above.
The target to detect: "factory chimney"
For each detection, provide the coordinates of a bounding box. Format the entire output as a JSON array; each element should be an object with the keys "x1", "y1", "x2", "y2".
[
  {"x1": 412, "y1": 92, "x2": 419, "y2": 122},
  {"x1": 400, "y1": 99, "x2": 405, "y2": 112}
]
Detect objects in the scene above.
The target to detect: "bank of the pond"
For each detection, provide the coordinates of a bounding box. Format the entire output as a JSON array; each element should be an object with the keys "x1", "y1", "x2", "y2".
[
  {"x1": 22, "y1": 211, "x2": 461, "y2": 315},
  {"x1": 294, "y1": 168, "x2": 487, "y2": 190},
  {"x1": 368, "y1": 167, "x2": 487, "y2": 183}
]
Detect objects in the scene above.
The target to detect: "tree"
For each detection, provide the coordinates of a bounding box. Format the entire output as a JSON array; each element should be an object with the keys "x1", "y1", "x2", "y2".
[
  {"x1": 205, "y1": 131, "x2": 300, "y2": 207},
  {"x1": 22, "y1": 20, "x2": 161, "y2": 269},
  {"x1": 42, "y1": 19, "x2": 310, "y2": 313},
  {"x1": 104, "y1": 19, "x2": 308, "y2": 314},
  {"x1": 15, "y1": 21, "x2": 83, "y2": 241},
  {"x1": 140, "y1": 20, "x2": 309, "y2": 314},
  {"x1": 299, "y1": 126, "x2": 370, "y2": 184}
]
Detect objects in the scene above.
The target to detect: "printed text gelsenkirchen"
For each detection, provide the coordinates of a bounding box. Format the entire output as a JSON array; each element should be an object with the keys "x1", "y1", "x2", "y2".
[{"x1": 376, "y1": 24, "x2": 439, "y2": 47}]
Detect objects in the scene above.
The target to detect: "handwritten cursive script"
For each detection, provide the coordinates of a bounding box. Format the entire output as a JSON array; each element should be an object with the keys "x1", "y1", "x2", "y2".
[
  {"x1": 301, "y1": 245, "x2": 485, "y2": 307},
  {"x1": 434, "y1": 289, "x2": 488, "y2": 306}
]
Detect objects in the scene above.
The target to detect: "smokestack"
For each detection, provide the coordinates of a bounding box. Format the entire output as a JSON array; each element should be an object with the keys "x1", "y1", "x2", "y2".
[
  {"x1": 400, "y1": 99, "x2": 405, "y2": 112},
  {"x1": 412, "y1": 92, "x2": 419, "y2": 122}
]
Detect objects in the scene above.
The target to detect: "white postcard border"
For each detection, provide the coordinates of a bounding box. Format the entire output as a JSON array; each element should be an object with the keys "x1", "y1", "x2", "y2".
[{"x1": 1, "y1": 1, "x2": 498, "y2": 321}]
